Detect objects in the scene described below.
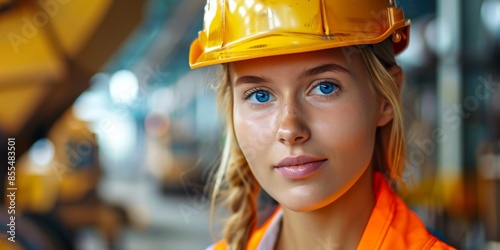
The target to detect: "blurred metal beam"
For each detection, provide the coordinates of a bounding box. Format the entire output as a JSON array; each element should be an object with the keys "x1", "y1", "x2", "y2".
[
  {"x1": 132, "y1": 0, "x2": 206, "y2": 84},
  {"x1": 22, "y1": 0, "x2": 148, "y2": 138},
  {"x1": 436, "y1": 0, "x2": 463, "y2": 200}
]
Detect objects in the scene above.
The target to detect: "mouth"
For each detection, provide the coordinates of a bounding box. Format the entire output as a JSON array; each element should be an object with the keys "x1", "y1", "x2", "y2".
[
  {"x1": 275, "y1": 155, "x2": 326, "y2": 167},
  {"x1": 274, "y1": 155, "x2": 327, "y2": 180}
]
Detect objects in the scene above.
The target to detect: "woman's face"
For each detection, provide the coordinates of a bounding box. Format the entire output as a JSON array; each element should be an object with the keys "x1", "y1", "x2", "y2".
[{"x1": 230, "y1": 49, "x2": 393, "y2": 212}]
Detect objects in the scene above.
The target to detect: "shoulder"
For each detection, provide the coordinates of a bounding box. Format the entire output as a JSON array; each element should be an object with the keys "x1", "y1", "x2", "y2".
[
  {"x1": 389, "y1": 184, "x2": 456, "y2": 249},
  {"x1": 205, "y1": 207, "x2": 283, "y2": 250},
  {"x1": 428, "y1": 239, "x2": 457, "y2": 250},
  {"x1": 359, "y1": 172, "x2": 456, "y2": 249},
  {"x1": 205, "y1": 241, "x2": 225, "y2": 250},
  {"x1": 389, "y1": 196, "x2": 456, "y2": 249}
]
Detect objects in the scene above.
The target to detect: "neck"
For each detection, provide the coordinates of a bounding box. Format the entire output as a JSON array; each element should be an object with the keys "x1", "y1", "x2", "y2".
[{"x1": 275, "y1": 168, "x2": 375, "y2": 250}]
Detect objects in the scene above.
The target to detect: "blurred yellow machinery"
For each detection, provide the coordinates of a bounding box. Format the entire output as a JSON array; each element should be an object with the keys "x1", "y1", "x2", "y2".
[{"x1": 2, "y1": 109, "x2": 129, "y2": 249}]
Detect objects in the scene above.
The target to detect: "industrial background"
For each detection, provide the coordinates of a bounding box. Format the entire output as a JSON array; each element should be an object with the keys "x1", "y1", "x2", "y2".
[{"x1": 0, "y1": 0, "x2": 499, "y2": 249}]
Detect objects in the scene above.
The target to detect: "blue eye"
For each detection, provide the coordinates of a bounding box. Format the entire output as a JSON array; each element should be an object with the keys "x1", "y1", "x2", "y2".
[
  {"x1": 247, "y1": 89, "x2": 274, "y2": 103},
  {"x1": 312, "y1": 82, "x2": 338, "y2": 95}
]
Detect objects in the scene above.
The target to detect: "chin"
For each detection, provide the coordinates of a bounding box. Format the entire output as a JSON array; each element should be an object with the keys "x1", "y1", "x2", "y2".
[
  {"x1": 283, "y1": 203, "x2": 319, "y2": 213},
  {"x1": 280, "y1": 198, "x2": 332, "y2": 213},
  {"x1": 276, "y1": 189, "x2": 340, "y2": 213}
]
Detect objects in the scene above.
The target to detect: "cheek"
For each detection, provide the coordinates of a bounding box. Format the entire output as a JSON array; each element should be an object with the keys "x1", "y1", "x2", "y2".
[
  {"x1": 233, "y1": 107, "x2": 276, "y2": 166},
  {"x1": 314, "y1": 98, "x2": 379, "y2": 158}
]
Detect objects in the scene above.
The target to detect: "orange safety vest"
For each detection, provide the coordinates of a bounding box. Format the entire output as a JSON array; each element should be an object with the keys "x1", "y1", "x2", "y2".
[{"x1": 209, "y1": 172, "x2": 456, "y2": 250}]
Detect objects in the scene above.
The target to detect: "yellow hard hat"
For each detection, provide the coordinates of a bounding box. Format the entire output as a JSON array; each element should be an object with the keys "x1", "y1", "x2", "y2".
[{"x1": 189, "y1": 0, "x2": 410, "y2": 69}]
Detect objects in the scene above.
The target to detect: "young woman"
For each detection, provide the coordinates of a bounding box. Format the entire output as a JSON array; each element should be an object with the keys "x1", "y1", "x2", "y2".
[{"x1": 189, "y1": 1, "x2": 456, "y2": 249}]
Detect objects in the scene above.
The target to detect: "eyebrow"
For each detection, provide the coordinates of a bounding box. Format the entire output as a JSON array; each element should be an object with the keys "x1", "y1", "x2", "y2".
[
  {"x1": 234, "y1": 75, "x2": 272, "y2": 86},
  {"x1": 233, "y1": 63, "x2": 350, "y2": 86},
  {"x1": 297, "y1": 63, "x2": 351, "y2": 79}
]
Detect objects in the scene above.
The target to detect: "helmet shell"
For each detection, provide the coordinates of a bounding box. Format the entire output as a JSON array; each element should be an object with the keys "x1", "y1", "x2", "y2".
[{"x1": 189, "y1": 0, "x2": 410, "y2": 68}]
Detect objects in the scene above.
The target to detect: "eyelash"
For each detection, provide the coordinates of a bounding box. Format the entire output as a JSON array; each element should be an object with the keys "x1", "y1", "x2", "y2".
[
  {"x1": 243, "y1": 87, "x2": 269, "y2": 101},
  {"x1": 309, "y1": 79, "x2": 342, "y2": 98},
  {"x1": 242, "y1": 80, "x2": 342, "y2": 102}
]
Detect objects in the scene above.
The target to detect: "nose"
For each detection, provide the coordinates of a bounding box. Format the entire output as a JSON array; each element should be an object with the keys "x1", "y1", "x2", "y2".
[{"x1": 276, "y1": 104, "x2": 311, "y2": 145}]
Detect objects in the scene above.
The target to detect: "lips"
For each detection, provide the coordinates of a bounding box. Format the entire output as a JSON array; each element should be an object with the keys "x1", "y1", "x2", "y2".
[
  {"x1": 275, "y1": 155, "x2": 325, "y2": 167},
  {"x1": 275, "y1": 155, "x2": 327, "y2": 180}
]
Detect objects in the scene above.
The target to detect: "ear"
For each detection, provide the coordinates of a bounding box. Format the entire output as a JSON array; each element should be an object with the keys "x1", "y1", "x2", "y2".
[{"x1": 377, "y1": 65, "x2": 403, "y2": 127}]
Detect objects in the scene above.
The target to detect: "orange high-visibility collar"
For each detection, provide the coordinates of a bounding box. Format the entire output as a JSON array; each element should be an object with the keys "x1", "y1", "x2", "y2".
[{"x1": 209, "y1": 172, "x2": 455, "y2": 250}]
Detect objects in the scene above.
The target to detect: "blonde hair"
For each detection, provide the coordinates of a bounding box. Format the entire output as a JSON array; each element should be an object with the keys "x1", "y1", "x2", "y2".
[{"x1": 209, "y1": 38, "x2": 406, "y2": 249}]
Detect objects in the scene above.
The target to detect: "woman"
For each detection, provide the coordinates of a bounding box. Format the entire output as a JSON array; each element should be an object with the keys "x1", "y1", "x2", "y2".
[{"x1": 189, "y1": 0, "x2": 455, "y2": 249}]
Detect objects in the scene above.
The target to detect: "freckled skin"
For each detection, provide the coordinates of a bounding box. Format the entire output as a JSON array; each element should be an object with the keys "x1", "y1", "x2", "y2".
[{"x1": 230, "y1": 49, "x2": 392, "y2": 212}]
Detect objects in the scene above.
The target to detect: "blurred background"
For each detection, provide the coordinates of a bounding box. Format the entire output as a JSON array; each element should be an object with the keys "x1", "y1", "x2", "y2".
[{"x1": 0, "y1": 0, "x2": 499, "y2": 249}]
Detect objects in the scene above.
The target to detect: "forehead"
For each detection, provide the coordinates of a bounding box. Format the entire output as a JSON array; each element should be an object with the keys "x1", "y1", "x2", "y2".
[{"x1": 229, "y1": 48, "x2": 365, "y2": 76}]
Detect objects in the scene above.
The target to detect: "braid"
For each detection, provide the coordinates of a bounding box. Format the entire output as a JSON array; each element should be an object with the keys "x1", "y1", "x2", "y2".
[
  {"x1": 210, "y1": 64, "x2": 260, "y2": 249},
  {"x1": 223, "y1": 140, "x2": 259, "y2": 250}
]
